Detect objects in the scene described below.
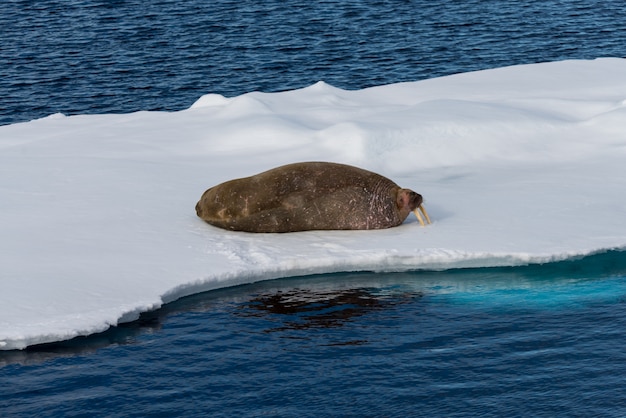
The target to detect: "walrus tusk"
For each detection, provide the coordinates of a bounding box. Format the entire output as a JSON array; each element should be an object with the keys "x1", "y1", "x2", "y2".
[
  {"x1": 419, "y1": 204, "x2": 431, "y2": 224},
  {"x1": 413, "y1": 204, "x2": 431, "y2": 227}
]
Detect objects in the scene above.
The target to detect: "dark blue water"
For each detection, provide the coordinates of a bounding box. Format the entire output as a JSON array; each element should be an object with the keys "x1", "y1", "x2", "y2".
[
  {"x1": 3, "y1": 1, "x2": 626, "y2": 416},
  {"x1": 2, "y1": 252, "x2": 626, "y2": 417},
  {"x1": 2, "y1": 0, "x2": 625, "y2": 126}
]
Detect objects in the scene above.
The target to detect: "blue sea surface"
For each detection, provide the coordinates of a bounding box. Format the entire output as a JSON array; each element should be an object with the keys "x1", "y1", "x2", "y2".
[
  {"x1": 2, "y1": 0, "x2": 626, "y2": 416},
  {"x1": 2, "y1": 252, "x2": 626, "y2": 416},
  {"x1": 2, "y1": 0, "x2": 625, "y2": 125}
]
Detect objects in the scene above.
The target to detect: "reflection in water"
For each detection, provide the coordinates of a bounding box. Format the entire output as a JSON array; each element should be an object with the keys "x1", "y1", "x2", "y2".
[
  {"x1": 241, "y1": 288, "x2": 421, "y2": 332},
  {"x1": 0, "y1": 285, "x2": 418, "y2": 366},
  {"x1": 2, "y1": 249, "x2": 626, "y2": 366}
]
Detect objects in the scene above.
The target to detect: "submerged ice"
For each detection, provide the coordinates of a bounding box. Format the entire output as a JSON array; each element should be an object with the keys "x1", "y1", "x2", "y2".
[{"x1": 1, "y1": 58, "x2": 626, "y2": 350}]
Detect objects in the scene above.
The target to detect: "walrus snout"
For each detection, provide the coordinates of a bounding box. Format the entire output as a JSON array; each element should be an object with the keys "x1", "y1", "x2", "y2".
[
  {"x1": 397, "y1": 189, "x2": 431, "y2": 227},
  {"x1": 408, "y1": 191, "x2": 423, "y2": 210},
  {"x1": 409, "y1": 192, "x2": 431, "y2": 227},
  {"x1": 397, "y1": 189, "x2": 421, "y2": 210}
]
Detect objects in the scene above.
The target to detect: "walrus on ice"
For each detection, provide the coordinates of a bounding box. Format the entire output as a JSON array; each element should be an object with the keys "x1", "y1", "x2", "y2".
[{"x1": 195, "y1": 162, "x2": 431, "y2": 233}]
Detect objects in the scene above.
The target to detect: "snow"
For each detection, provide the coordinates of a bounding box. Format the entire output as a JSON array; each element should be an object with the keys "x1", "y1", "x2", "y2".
[{"x1": 2, "y1": 58, "x2": 626, "y2": 350}]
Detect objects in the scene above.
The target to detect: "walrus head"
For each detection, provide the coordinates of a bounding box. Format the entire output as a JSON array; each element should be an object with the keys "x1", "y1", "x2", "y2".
[{"x1": 396, "y1": 189, "x2": 431, "y2": 227}]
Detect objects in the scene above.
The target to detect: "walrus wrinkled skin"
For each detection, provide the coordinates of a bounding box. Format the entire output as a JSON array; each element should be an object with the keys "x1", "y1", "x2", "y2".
[{"x1": 195, "y1": 162, "x2": 431, "y2": 233}]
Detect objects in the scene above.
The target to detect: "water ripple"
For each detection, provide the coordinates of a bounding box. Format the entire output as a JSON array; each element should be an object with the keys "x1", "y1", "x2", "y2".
[{"x1": 2, "y1": 0, "x2": 626, "y2": 125}]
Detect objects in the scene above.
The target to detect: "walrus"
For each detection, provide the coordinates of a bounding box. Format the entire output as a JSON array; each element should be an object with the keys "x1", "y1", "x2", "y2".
[{"x1": 195, "y1": 162, "x2": 431, "y2": 233}]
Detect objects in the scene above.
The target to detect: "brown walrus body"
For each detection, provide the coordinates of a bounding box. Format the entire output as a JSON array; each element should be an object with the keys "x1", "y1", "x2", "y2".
[{"x1": 195, "y1": 162, "x2": 430, "y2": 233}]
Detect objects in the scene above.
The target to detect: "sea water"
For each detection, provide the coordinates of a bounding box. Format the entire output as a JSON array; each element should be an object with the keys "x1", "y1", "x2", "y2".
[
  {"x1": 2, "y1": 0, "x2": 626, "y2": 125},
  {"x1": 2, "y1": 253, "x2": 626, "y2": 416},
  {"x1": 2, "y1": 0, "x2": 626, "y2": 416}
]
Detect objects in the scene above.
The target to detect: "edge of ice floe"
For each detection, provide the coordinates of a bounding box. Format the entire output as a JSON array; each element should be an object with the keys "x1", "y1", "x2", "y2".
[
  {"x1": 3, "y1": 246, "x2": 621, "y2": 351},
  {"x1": 159, "y1": 247, "x2": 612, "y2": 303}
]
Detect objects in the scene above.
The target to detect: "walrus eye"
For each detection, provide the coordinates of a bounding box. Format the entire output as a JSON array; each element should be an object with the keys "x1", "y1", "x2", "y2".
[{"x1": 413, "y1": 204, "x2": 431, "y2": 227}]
